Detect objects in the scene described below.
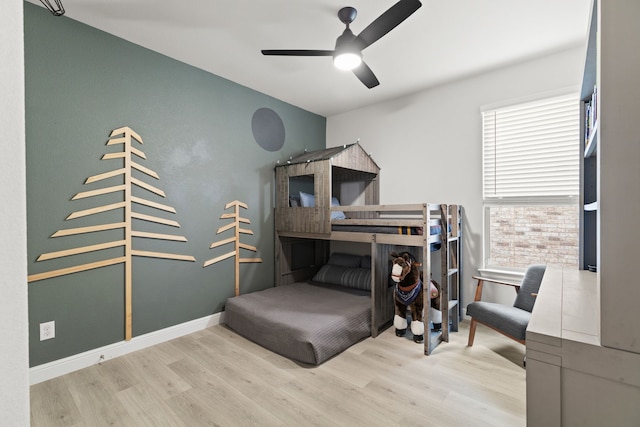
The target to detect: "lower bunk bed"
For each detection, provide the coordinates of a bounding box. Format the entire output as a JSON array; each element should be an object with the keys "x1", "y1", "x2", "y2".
[
  {"x1": 225, "y1": 204, "x2": 462, "y2": 363},
  {"x1": 224, "y1": 252, "x2": 374, "y2": 365}
]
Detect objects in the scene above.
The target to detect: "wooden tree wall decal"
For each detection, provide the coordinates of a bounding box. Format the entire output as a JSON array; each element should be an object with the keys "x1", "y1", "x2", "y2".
[
  {"x1": 27, "y1": 126, "x2": 195, "y2": 341},
  {"x1": 203, "y1": 200, "x2": 263, "y2": 296}
]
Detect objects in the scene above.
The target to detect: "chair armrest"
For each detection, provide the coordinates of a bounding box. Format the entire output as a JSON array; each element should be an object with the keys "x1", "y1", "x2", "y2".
[
  {"x1": 471, "y1": 275, "x2": 521, "y2": 288},
  {"x1": 471, "y1": 275, "x2": 521, "y2": 302}
]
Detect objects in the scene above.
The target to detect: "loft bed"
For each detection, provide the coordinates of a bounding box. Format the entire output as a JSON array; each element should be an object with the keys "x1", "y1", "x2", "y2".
[
  {"x1": 273, "y1": 143, "x2": 462, "y2": 355},
  {"x1": 275, "y1": 202, "x2": 461, "y2": 356},
  {"x1": 224, "y1": 144, "x2": 461, "y2": 361}
]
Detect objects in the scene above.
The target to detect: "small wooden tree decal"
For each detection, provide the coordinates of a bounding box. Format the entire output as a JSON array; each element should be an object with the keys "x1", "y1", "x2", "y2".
[
  {"x1": 203, "y1": 200, "x2": 262, "y2": 296},
  {"x1": 28, "y1": 126, "x2": 195, "y2": 341}
]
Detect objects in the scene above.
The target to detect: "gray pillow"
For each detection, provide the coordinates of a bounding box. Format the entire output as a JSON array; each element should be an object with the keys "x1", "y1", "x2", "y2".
[
  {"x1": 360, "y1": 255, "x2": 372, "y2": 269},
  {"x1": 312, "y1": 264, "x2": 371, "y2": 291},
  {"x1": 289, "y1": 195, "x2": 301, "y2": 207}
]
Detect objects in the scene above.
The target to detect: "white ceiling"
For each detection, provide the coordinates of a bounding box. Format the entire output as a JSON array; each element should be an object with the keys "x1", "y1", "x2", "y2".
[{"x1": 28, "y1": 0, "x2": 592, "y2": 117}]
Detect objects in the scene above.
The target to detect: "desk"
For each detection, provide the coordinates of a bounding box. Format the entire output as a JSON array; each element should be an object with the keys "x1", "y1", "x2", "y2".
[{"x1": 526, "y1": 267, "x2": 640, "y2": 426}]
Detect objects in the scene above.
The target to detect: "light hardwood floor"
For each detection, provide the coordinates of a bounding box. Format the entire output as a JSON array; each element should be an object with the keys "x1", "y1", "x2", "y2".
[{"x1": 30, "y1": 320, "x2": 526, "y2": 426}]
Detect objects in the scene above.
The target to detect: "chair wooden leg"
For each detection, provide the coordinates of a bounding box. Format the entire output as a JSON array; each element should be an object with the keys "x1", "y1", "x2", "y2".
[{"x1": 468, "y1": 318, "x2": 478, "y2": 346}]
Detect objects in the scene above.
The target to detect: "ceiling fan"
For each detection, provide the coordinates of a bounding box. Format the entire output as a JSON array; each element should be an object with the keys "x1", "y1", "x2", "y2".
[{"x1": 261, "y1": 0, "x2": 422, "y2": 89}]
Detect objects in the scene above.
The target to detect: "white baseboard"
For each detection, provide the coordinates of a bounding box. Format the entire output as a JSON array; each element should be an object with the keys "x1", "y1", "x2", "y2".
[{"x1": 29, "y1": 312, "x2": 224, "y2": 385}]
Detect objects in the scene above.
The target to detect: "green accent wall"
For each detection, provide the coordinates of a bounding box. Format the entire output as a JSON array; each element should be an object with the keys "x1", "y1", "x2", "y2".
[{"x1": 24, "y1": 3, "x2": 325, "y2": 367}]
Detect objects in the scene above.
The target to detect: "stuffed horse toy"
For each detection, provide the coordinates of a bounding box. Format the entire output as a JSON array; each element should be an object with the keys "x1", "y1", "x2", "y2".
[{"x1": 390, "y1": 251, "x2": 442, "y2": 343}]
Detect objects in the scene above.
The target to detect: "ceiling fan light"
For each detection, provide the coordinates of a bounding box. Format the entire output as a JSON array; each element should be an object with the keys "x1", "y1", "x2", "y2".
[{"x1": 334, "y1": 52, "x2": 362, "y2": 71}]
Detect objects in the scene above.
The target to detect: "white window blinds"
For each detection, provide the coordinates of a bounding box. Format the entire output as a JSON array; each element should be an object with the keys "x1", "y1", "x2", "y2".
[{"x1": 482, "y1": 93, "x2": 580, "y2": 200}]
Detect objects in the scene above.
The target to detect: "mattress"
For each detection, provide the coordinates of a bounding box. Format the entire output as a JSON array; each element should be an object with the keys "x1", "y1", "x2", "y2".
[{"x1": 224, "y1": 282, "x2": 371, "y2": 365}]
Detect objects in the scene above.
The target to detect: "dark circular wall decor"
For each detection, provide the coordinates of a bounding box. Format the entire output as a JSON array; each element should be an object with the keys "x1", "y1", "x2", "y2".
[{"x1": 252, "y1": 108, "x2": 285, "y2": 152}]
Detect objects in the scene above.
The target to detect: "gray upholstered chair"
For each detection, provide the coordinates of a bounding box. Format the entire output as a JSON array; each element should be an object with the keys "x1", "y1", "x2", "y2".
[{"x1": 466, "y1": 264, "x2": 546, "y2": 346}]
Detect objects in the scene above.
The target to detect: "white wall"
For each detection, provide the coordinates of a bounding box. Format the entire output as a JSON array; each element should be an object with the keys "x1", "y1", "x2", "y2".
[
  {"x1": 327, "y1": 46, "x2": 584, "y2": 308},
  {"x1": 0, "y1": 0, "x2": 30, "y2": 424}
]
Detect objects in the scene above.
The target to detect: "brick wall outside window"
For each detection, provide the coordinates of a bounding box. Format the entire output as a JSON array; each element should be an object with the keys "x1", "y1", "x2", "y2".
[{"x1": 487, "y1": 205, "x2": 579, "y2": 268}]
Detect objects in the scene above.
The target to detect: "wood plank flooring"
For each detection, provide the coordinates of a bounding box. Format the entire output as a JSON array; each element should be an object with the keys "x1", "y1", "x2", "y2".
[{"x1": 30, "y1": 320, "x2": 526, "y2": 426}]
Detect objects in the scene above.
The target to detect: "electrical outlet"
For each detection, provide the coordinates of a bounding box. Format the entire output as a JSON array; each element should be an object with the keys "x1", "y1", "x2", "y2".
[{"x1": 40, "y1": 321, "x2": 55, "y2": 341}]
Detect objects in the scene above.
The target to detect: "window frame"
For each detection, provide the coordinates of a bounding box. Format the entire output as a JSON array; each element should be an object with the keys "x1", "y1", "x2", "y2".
[{"x1": 481, "y1": 91, "x2": 581, "y2": 271}]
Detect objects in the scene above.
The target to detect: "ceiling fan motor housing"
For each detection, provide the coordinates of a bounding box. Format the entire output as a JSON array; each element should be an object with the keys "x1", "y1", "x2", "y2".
[
  {"x1": 338, "y1": 6, "x2": 358, "y2": 25},
  {"x1": 334, "y1": 28, "x2": 358, "y2": 55}
]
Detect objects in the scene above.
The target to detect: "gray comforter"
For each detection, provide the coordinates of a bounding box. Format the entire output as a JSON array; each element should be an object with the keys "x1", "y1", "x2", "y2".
[{"x1": 224, "y1": 282, "x2": 371, "y2": 365}]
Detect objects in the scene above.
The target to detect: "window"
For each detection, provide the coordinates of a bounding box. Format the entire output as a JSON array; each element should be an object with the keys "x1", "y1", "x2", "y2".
[
  {"x1": 288, "y1": 174, "x2": 314, "y2": 207},
  {"x1": 482, "y1": 93, "x2": 580, "y2": 270}
]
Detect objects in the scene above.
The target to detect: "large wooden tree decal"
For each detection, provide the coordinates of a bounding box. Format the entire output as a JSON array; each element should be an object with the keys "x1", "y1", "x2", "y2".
[
  {"x1": 203, "y1": 200, "x2": 262, "y2": 296},
  {"x1": 28, "y1": 126, "x2": 195, "y2": 341}
]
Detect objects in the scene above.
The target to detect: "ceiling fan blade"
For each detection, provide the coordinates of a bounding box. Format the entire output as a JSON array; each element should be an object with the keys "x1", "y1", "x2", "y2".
[
  {"x1": 261, "y1": 49, "x2": 334, "y2": 56},
  {"x1": 355, "y1": 0, "x2": 422, "y2": 50},
  {"x1": 352, "y1": 61, "x2": 380, "y2": 89}
]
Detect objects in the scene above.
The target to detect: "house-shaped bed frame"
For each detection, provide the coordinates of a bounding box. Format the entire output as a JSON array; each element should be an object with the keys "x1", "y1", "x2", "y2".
[{"x1": 274, "y1": 143, "x2": 461, "y2": 355}]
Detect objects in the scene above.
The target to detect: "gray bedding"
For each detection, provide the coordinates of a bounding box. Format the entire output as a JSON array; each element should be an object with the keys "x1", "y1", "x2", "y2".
[{"x1": 224, "y1": 281, "x2": 371, "y2": 365}]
